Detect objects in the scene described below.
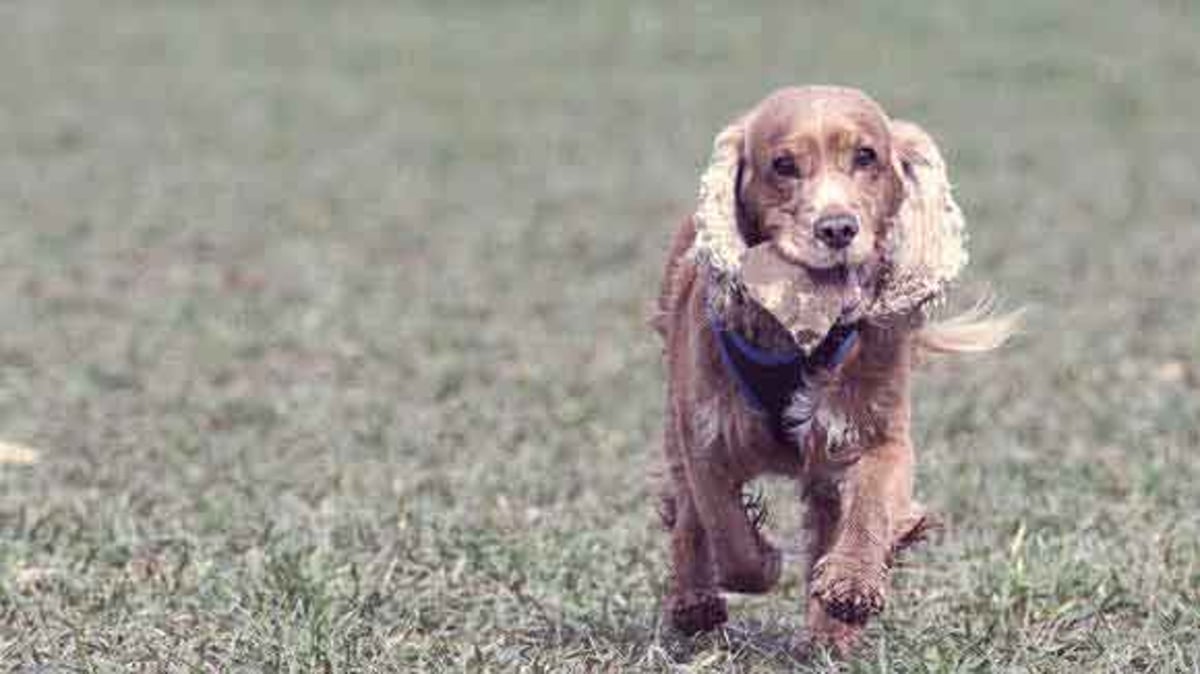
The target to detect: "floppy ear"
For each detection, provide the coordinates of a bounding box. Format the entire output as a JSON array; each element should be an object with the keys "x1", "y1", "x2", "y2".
[
  {"x1": 689, "y1": 118, "x2": 749, "y2": 286},
  {"x1": 874, "y1": 120, "x2": 969, "y2": 316}
]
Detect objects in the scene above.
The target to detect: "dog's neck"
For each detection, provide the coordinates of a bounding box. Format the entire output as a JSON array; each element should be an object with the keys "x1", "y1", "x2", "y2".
[
  {"x1": 704, "y1": 256, "x2": 886, "y2": 355},
  {"x1": 709, "y1": 283, "x2": 802, "y2": 353}
]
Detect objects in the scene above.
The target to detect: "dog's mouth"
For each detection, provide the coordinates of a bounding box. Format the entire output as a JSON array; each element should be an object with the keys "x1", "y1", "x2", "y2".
[
  {"x1": 805, "y1": 262, "x2": 851, "y2": 285},
  {"x1": 773, "y1": 234, "x2": 871, "y2": 273}
]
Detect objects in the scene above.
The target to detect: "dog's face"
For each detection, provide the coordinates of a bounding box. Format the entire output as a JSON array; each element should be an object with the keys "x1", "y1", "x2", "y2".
[
  {"x1": 691, "y1": 86, "x2": 968, "y2": 348},
  {"x1": 736, "y1": 87, "x2": 904, "y2": 272}
]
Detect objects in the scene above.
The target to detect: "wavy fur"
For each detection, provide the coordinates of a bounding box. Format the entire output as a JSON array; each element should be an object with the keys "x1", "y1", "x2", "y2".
[
  {"x1": 916, "y1": 298, "x2": 1024, "y2": 354},
  {"x1": 656, "y1": 87, "x2": 1020, "y2": 656}
]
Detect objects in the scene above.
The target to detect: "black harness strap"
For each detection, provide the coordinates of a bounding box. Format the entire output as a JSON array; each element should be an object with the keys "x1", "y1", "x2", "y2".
[{"x1": 709, "y1": 311, "x2": 858, "y2": 445}]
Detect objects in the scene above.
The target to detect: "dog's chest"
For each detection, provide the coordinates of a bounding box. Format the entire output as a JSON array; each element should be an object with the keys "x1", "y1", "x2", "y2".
[{"x1": 708, "y1": 309, "x2": 859, "y2": 449}]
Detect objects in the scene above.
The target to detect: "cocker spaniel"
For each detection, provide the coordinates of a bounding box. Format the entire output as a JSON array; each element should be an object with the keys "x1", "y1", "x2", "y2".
[{"x1": 652, "y1": 86, "x2": 1018, "y2": 654}]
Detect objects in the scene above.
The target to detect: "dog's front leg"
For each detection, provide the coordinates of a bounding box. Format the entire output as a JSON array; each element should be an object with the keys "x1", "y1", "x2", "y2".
[
  {"x1": 809, "y1": 438, "x2": 913, "y2": 627},
  {"x1": 662, "y1": 409, "x2": 728, "y2": 634}
]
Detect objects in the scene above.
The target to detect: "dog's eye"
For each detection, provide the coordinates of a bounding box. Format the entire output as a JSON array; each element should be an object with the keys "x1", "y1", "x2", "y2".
[
  {"x1": 772, "y1": 154, "x2": 799, "y2": 178},
  {"x1": 853, "y1": 146, "x2": 878, "y2": 169}
]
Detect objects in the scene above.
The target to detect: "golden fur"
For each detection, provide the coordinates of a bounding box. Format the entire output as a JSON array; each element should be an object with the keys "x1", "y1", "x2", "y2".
[{"x1": 654, "y1": 86, "x2": 1017, "y2": 654}]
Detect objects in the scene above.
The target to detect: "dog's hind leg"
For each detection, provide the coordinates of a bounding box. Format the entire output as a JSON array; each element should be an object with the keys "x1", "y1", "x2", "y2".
[
  {"x1": 682, "y1": 441, "x2": 781, "y2": 594},
  {"x1": 707, "y1": 480, "x2": 782, "y2": 595}
]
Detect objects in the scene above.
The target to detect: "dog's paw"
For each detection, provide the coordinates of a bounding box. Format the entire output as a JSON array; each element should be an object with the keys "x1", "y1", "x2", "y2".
[
  {"x1": 665, "y1": 590, "x2": 728, "y2": 635},
  {"x1": 795, "y1": 595, "x2": 867, "y2": 659},
  {"x1": 717, "y1": 543, "x2": 782, "y2": 594},
  {"x1": 810, "y1": 555, "x2": 886, "y2": 625}
]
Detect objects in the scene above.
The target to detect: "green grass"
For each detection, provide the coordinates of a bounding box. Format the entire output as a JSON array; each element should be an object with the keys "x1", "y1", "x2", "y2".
[{"x1": 1, "y1": 1, "x2": 1199, "y2": 671}]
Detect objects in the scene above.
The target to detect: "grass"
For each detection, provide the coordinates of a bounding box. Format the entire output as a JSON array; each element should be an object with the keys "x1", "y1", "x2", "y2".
[{"x1": 1, "y1": 1, "x2": 1199, "y2": 671}]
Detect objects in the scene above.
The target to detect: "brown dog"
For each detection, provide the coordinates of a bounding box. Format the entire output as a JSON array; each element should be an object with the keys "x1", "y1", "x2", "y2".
[{"x1": 653, "y1": 86, "x2": 1017, "y2": 653}]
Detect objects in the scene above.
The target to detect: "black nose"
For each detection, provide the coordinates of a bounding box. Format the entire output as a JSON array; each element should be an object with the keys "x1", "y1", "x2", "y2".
[{"x1": 814, "y1": 213, "x2": 859, "y2": 250}]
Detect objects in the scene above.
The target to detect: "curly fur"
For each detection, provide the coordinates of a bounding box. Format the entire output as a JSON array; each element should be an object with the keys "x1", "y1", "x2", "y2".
[{"x1": 655, "y1": 86, "x2": 1019, "y2": 655}]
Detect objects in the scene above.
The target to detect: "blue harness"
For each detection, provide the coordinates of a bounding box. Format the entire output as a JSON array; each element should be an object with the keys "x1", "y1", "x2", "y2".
[{"x1": 709, "y1": 310, "x2": 858, "y2": 444}]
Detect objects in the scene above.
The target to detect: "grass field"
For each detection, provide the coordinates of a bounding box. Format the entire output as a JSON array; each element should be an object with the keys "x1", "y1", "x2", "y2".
[{"x1": 2, "y1": 1, "x2": 1199, "y2": 671}]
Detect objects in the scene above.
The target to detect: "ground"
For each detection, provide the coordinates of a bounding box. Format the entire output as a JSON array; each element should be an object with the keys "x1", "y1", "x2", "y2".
[{"x1": 1, "y1": 1, "x2": 1198, "y2": 671}]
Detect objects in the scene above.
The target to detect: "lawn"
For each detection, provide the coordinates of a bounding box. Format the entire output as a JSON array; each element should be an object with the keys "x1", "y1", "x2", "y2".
[{"x1": 1, "y1": 1, "x2": 1198, "y2": 671}]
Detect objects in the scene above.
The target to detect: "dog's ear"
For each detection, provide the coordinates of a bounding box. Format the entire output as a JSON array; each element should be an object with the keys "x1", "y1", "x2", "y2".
[
  {"x1": 690, "y1": 117, "x2": 750, "y2": 282},
  {"x1": 874, "y1": 120, "x2": 968, "y2": 316}
]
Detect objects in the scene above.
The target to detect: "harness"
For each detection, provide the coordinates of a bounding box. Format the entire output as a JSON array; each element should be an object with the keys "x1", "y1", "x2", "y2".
[{"x1": 708, "y1": 307, "x2": 858, "y2": 445}]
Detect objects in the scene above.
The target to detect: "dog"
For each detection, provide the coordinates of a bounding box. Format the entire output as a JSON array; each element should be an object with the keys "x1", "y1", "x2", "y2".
[{"x1": 652, "y1": 86, "x2": 1018, "y2": 654}]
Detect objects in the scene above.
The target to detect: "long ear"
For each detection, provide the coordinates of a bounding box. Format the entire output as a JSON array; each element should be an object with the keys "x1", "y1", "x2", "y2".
[
  {"x1": 874, "y1": 120, "x2": 969, "y2": 316},
  {"x1": 689, "y1": 118, "x2": 749, "y2": 284}
]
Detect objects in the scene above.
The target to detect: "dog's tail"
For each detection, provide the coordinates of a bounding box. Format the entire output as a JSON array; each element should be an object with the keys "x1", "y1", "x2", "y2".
[{"x1": 914, "y1": 297, "x2": 1025, "y2": 355}]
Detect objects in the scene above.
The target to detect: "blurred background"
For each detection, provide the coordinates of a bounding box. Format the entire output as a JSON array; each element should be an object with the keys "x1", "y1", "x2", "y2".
[{"x1": 1, "y1": 2, "x2": 1197, "y2": 670}]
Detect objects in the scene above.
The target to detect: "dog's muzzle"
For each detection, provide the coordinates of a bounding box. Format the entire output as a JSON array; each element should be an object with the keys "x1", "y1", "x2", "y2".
[{"x1": 813, "y1": 213, "x2": 859, "y2": 250}]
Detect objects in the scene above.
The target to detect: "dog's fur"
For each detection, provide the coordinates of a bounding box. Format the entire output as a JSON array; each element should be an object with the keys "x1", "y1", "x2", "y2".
[{"x1": 653, "y1": 86, "x2": 1017, "y2": 654}]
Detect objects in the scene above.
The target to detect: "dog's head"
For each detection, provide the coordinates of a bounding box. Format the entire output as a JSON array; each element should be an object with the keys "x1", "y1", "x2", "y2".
[
  {"x1": 739, "y1": 87, "x2": 902, "y2": 271},
  {"x1": 692, "y1": 86, "x2": 967, "y2": 350}
]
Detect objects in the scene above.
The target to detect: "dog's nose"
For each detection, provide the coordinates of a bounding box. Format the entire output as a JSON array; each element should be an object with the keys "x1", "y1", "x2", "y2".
[{"x1": 813, "y1": 213, "x2": 859, "y2": 250}]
